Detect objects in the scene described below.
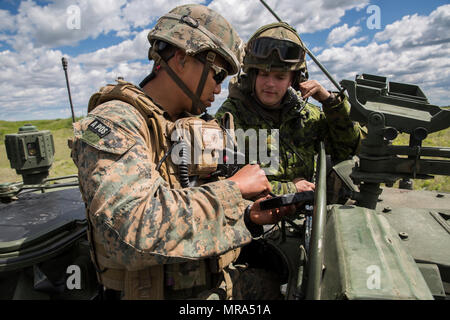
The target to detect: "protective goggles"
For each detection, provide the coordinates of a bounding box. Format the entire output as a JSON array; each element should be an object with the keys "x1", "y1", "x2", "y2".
[
  {"x1": 247, "y1": 37, "x2": 305, "y2": 63},
  {"x1": 194, "y1": 55, "x2": 228, "y2": 85}
]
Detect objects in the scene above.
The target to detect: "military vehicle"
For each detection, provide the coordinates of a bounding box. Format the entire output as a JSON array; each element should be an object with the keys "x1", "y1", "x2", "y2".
[
  {"x1": 0, "y1": 124, "x2": 98, "y2": 299},
  {"x1": 0, "y1": 0, "x2": 448, "y2": 299},
  {"x1": 0, "y1": 57, "x2": 99, "y2": 300},
  {"x1": 1, "y1": 72, "x2": 448, "y2": 300},
  {"x1": 239, "y1": 0, "x2": 450, "y2": 300},
  {"x1": 244, "y1": 73, "x2": 450, "y2": 300}
]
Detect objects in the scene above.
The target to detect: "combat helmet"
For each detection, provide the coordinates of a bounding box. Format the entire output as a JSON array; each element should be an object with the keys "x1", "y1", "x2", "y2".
[
  {"x1": 242, "y1": 22, "x2": 308, "y2": 91},
  {"x1": 146, "y1": 4, "x2": 243, "y2": 114}
]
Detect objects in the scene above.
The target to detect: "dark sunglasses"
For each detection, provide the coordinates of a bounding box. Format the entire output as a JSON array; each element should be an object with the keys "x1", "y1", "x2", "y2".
[
  {"x1": 194, "y1": 55, "x2": 228, "y2": 85},
  {"x1": 248, "y1": 37, "x2": 305, "y2": 63}
]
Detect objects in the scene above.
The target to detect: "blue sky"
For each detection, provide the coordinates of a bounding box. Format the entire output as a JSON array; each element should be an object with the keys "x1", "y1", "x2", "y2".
[{"x1": 0, "y1": 0, "x2": 449, "y2": 121}]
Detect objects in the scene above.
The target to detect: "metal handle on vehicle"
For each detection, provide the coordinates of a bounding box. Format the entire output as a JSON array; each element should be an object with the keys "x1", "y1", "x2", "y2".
[{"x1": 306, "y1": 142, "x2": 327, "y2": 299}]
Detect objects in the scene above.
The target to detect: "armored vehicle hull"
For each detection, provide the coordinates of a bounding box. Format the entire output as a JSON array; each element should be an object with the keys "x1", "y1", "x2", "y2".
[{"x1": 0, "y1": 187, "x2": 98, "y2": 299}]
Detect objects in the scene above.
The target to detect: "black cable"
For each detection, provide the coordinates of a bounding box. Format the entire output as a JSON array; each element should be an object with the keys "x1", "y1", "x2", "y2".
[
  {"x1": 156, "y1": 141, "x2": 178, "y2": 171},
  {"x1": 178, "y1": 140, "x2": 190, "y2": 188}
]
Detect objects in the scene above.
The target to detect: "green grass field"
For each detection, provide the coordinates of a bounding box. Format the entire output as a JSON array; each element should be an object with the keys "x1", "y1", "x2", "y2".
[
  {"x1": 0, "y1": 118, "x2": 81, "y2": 183},
  {"x1": 1, "y1": 116, "x2": 449, "y2": 192},
  {"x1": 392, "y1": 129, "x2": 450, "y2": 192}
]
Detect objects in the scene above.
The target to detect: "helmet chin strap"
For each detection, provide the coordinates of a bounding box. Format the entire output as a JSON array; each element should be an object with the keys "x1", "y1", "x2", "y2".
[
  {"x1": 150, "y1": 48, "x2": 214, "y2": 115},
  {"x1": 194, "y1": 52, "x2": 217, "y2": 114}
]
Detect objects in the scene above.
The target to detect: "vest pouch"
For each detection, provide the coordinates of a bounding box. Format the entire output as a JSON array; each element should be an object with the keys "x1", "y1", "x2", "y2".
[
  {"x1": 165, "y1": 260, "x2": 207, "y2": 291},
  {"x1": 208, "y1": 248, "x2": 241, "y2": 273},
  {"x1": 172, "y1": 117, "x2": 226, "y2": 178},
  {"x1": 122, "y1": 266, "x2": 164, "y2": 300}
]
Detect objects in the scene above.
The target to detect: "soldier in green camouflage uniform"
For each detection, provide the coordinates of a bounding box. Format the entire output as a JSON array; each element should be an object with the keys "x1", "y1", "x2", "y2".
[
  {"x1": 70, "y1": 5, "x2": 294, "y2": 300},
  {"x1": 216, "y1": 22, "x2": 361, "y2": 195}
]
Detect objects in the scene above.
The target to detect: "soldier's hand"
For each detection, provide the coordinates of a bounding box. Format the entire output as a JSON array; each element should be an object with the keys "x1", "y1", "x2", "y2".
[
  {"x1": 293, "y1": 177, "x2": 315, "y2": 192},
  {"x1": 249, "y1": 195, "x2": 296, "y2": 225},
  {"x1": 227, "y1": 164, "x2": 271, "y2": 200},
  {"x1": 299, "y1": 80, "x2": 330, "y2": 102}
]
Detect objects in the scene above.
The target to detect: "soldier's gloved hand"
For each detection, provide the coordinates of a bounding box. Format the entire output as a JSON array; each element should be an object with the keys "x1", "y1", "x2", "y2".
[
  {"x1": 227, "y1": 164, "x2": 271, "y2": 200},
  {"x1": 293, "y1": 177, "x2": 316, "y2": 192},
  {"x1": 298, "y1": 80, "x2": 330, "y2": 102},
  {"x1": 249, "y1": 195, "x2": 296, "y2": 225}
]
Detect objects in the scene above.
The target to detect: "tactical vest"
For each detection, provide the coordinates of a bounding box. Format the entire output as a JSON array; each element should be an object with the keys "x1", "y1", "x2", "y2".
[{"x1": 84, "y1": 80, "x2": 240, "y2": 299}]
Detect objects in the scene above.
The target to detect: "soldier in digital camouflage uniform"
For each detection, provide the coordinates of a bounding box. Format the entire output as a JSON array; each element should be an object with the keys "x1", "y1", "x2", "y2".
[
  {"x1": 216, "y1": 22, "x2": 361, "y2": 195},
  {"x1": 70, "y1": 4, "x2": 294, "y2": 300}
]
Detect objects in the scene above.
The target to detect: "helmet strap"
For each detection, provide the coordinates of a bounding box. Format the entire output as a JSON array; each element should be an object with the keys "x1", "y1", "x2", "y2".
[
  {"x1": 150, "y1": 48, "x2": 207, "y2": 114},
  {"x1": 194, "y1": 51, "x2": 216, "y2": 111}
]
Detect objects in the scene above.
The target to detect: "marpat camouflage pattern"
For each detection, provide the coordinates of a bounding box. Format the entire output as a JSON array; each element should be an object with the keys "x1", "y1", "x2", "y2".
[{"x1": 71, "y1": 99, "x2": 252, "y2": 270}]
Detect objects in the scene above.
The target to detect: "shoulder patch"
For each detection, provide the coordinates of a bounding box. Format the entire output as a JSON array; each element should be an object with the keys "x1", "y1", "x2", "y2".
[
  {"x1": 80, "y1": 116, "x2": 136, "y2": 155},
  {"x1": 88, "y1": 119, "x2": 111, "y2": 138}
]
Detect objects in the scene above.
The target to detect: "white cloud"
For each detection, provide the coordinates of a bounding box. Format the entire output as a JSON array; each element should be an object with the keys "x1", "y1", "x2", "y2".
[
  {"x1": 8, "y1": 0, "x2": 129, "y2": 50},
  {"x1": 74, "y1": 29, "x2": 150, "y2": 68},
  {"x1": 374, "y1": 4, "x2": 450, "y2": 49},
  {"x1": 308, "y1": 4, "x2": 450, "y2": 107},
  {"x1": 0, "y1": 1, "x2": 448, "y2": 121},
  {"x1": 0, "y1": 0, "x2": 201, "y2": 120},
  {"x1": 0, "y1": 9, "x2": 15, "y2": 31},
  {"x1": 344, "y1": 36, "x2": 368, "y2": 47},
  {"x1": 210, "y1": 0, "x2": 370, "y2": 40},
  {"x1": 1, "y1": 0, "x2": 209, "y2": 52},
  {"x1": 122, "y1": 0, "x2": 205, "y2": 29},
  {"x1": 0, "y1": 31, "x2": 153, "y2": 121},
  {"x1": 327, "y1": 24, "x2": 361, "y2": 46}
]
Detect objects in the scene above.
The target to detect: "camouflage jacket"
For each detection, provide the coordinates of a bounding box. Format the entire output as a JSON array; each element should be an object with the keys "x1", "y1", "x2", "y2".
[
  {"x1": 70, "y1": 85, "x2": 252, "y2": 270},
  {"x1": 215, "y1": 80, "x2": 361, "y2": 195}
]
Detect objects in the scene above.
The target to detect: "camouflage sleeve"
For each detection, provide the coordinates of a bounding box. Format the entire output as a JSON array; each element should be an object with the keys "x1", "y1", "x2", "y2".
[
  {"x1": 270, "y1": 180, "x2": 298, "y2": 195},
  {"x1": 217, "y1": 99, "x2": 300, "y2": 195},
  {"x1": 320, "y1": 95, "x2": 361, "y2": 163},
  {"x1": 215, "y1": 98, "x2": 246, "y2": 129},
  {"x1": 71, "y1": 101, "x2": 252, "y2": 270}
]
